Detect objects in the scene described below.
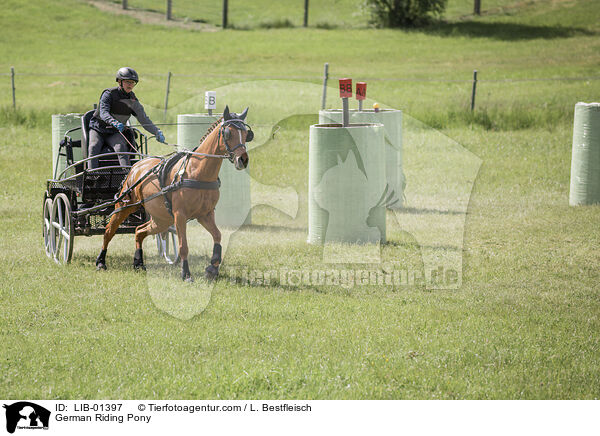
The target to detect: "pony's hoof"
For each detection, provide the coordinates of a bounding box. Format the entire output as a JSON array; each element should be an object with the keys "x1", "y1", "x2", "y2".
[
  {"x1": 205, "y1": 265, "x2": 219, "y2": 280},
  {"x1": 133, "y1": 264, "x2": 146, "y2": 271},
  {"x1": 95, "y1": 249, "x2": 107, "y2": 270},
  {"x1": 183, "y1": 275, "x2": 194, "y2": 283}
]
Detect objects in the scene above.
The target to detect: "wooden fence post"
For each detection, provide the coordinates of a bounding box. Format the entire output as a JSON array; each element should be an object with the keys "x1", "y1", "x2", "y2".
[
  {"x1": 164, "y1": 71, "x2": 172, "y2": 121},
  {"x1": 166, "y1": 0, "x2": 172, "y2": 20},
  {"x1": 122, "y1": 0, "x2": 127, "y2": 10},
  {"x1": 471, "y1": 70, "x2": 478, "y2": 111},
  {"x1": 11, "y1": 67, "x2": 16, "y2": 109},
  {"x1": 321, "y1": 63, "x2": 329, "y2": 110},
  {"x1": 304, "y1": 0, "x2": 309, "y2": 27},
  {"x1": 222, "y1": 0, "x2": 228, "y2": 29},
  {"x1": 474, "y1": 0, "x2": 481, "y2": 15}
]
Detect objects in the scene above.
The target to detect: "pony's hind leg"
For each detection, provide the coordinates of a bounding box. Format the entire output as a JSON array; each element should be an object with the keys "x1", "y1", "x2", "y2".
[
  {"x1": 96, "y1": 206, "x2": 138, "y2": 270},
  {"x1": 173, "y1": 211, "x2": 193, "y2": 282},
  {"x1": 132, "y1": 218, "x2": 171, "y2": 271},
  {"x1": 197, "y1": 210, "x2": 222, "y2": 280}
]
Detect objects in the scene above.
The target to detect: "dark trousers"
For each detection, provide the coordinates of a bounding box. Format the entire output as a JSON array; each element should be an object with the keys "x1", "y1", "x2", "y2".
[{"x1": 88, "y1": 129, "x2": 131, "y2": 169}]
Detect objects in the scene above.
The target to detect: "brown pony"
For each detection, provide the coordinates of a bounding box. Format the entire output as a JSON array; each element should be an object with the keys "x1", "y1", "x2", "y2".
[{"x1": 95, "y1": 106, "x2": 251, "y2": 281}]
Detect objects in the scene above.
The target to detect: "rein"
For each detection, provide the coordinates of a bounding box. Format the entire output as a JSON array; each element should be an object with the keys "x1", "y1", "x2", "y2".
[
  {"x1": 162, "y1": 147, "x2": 229, "y2": 160},
  {"x1": 118, "y1": 130, "x2": 137, "y2": 151}
]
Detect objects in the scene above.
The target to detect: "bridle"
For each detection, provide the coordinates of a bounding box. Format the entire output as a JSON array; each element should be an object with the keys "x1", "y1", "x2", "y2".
[{"x1": 218, "y1": 119, "x2": 253, "y2": 163}]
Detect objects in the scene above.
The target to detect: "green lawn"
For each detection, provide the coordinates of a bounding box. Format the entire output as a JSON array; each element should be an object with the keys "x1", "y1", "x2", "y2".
[
  {"x1": 110, "y1": 0, "x2": 556, "y2": 28},
  {"x1": 0, "y1": 0, "x2": 599, "y2": 399},
  {"x1": 124, "y1": 0, "x2": 367, "y2": 28}
]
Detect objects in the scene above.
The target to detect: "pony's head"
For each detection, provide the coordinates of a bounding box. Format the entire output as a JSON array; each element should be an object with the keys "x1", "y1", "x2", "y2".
[{"x1": 220, "y1": 105, "x2": 251, "y2": 170}]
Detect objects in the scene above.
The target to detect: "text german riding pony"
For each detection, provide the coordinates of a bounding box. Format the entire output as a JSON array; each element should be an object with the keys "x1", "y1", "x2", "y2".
[{"x1": 95, "y1": 106, "x2": 251, "y2": 281}]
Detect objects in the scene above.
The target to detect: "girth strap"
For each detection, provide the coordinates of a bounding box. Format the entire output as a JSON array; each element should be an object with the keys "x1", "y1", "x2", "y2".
[
  {"x1": 180, "y1": 178, "x2": 221, "y2": 190},
  {"x1": 161, "y1": 177, "x2": 221, "y2": 216}
]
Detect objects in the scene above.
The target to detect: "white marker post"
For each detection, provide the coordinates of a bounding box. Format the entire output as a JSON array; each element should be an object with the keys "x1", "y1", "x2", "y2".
[
  {"x1": 339, "y1": 78, "x2": 352, "y2": 127},
  {"x1": 356, "y1": 81, "x2": 366, "y2": 112},
  {"x1": 205, "y1": 91, "x2": 216, "y2": 116}
]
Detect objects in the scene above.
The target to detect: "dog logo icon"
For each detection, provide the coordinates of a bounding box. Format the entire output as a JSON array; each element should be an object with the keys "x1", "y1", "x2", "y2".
[{"x1": 3, "y1": 402, "x2": 50, "y2": 434}]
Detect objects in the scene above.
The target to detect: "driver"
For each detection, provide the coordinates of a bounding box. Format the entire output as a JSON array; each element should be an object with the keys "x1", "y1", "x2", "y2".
[{"x1": 88, "y1": 67, "x2": 166, "y2": 169}]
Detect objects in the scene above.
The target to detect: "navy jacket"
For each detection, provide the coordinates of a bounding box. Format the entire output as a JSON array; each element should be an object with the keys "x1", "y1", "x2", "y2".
[{"x1": 90, "y1": 87, "x2": 160, "y2": 136}]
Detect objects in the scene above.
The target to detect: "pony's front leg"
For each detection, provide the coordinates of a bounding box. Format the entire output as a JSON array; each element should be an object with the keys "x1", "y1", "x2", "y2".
[
  {"x1": 174, "y1": 211, "x2": 192, "y2": 282},
  {"x1": 197, "y1": 210, "x2": 222, "y2": 280}
]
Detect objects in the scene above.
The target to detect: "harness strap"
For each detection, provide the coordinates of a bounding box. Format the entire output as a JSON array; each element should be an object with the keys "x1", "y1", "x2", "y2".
[
  {"x1": 113, "y1": 158, "x2": 166, "y2": 204},
  {"x1": 75, "y1": 157, "x2": 167, "y2": 217},
  {"x1": 180, "y1": 178, "x2": 221, "y2": 190},
  {"x1": 159, "y1": 152, "x2": 186, "y2": 188},
  {"x1": 108, "y1": 176, "x2": 220, "y2": 218},
  {"x1": 161, "y1": 153, "x2": 191, "y2": 216},
  {"x1": 108, "y1": 150, "x2": 221, "y2": 218}
]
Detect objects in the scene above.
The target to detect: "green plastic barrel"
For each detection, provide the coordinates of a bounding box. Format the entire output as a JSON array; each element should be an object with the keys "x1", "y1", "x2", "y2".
[
  {"x1": 308, "y1": 123, "x2": 386, "y2": 244},
  {"x1": 52, "y1": 113, "x2": 82, "y2": 179},
  {"x1": 177, "y1": 114, "x2": 220, "y2": 151},
  {"x1": 319, "y1": 109, "x2": 404, "y2": 209},
  {"x1": 177, "y1": 114, "x2": 251, "y2": 226},
  {"x1": 570, "y1": 103, "x2": 600, "y2": 205}
]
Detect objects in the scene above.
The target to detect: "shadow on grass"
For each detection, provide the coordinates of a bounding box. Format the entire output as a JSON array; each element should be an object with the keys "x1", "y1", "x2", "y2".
[
  {"x1": 419, "y1": 20, "x2": 596, "y2": 41},
  {"x1": 242, "y1": 224, "x2": 308, "y2": 232},
  {"x1": 384, "y1": 240, "x2": 460, "y2": 251},
  {"x1": 399, "y1": 207, "x2": 465, "y2": 216}
]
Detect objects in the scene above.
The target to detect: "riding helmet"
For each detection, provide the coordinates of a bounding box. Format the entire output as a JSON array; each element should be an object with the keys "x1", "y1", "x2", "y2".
[{"x1": 115, "y1": 67, "x2": 139, "y2": 83}]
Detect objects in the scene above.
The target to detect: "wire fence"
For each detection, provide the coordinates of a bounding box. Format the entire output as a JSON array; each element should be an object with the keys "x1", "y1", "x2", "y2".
[
  {"x1": 4, "y1": 70, "x2": 600, "y2": 82},
  {"x1": 109, "y1": 0, "x2": 366, "y2": 29},
  {"x1": 4, "y1": 65, "x2": 600, "y2": 113}
]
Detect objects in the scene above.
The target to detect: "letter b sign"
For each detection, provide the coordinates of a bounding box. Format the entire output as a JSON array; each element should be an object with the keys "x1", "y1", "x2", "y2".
[{"x1": 205, "y1": 91, "x2": 217, "y2": 110}]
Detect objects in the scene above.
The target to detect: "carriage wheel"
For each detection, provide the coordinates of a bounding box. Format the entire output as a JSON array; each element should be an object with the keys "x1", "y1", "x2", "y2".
[
  {"x1": 43, "y1": 195, "x2": 54, "y2": 258},
  {"x1": 50, "y1": 193, "x2": 74, "y2": 264},
  {"x1": 156, "y1": 225, "x2": 179, "y2": 265}
]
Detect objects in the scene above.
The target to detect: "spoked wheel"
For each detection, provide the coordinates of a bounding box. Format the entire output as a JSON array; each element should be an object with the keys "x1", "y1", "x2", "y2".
[
  {"x1": 50, "y1": 193, "x2": 74, "y2": 264},
  {"x1": 156, "y1": 225, "x2": 179, "y2": 265},
  {"x1": 42, "y1": 195, "x2": 54, "y2": 258}
]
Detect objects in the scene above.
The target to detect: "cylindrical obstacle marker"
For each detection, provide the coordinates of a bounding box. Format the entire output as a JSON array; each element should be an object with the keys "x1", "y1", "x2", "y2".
[
  {"x1": 570, "y1": 102, "x2": 600, "y2": 205},
  {"x1": 319, "y1": 109, "x2": 404, "y2": 209},
  {"x1": 308, "y1": 123, "x2": 386, "y2": 245},
  {"x1": 52, "y1": 113, "x2": 82, "y2": 179},
  {"x1": 177, "y1": 113, "x2": 251, "y2": 226},
  {"x1": 177, "y1": 114, "x2": 220, "y2": 151}
]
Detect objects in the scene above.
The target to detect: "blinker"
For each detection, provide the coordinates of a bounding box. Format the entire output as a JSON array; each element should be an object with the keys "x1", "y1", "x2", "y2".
[{"x1": 223, "y1": 124, "x2": 253, "y2": 143}]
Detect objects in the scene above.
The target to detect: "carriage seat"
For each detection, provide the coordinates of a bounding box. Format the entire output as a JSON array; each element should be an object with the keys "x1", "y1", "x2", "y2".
[{"x1": 81, "y1": 109, "x2": 139, "y2": 169}]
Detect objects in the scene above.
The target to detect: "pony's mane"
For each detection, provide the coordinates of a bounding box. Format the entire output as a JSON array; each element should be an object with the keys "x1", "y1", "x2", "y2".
[{"x1": 193, "y1": 116, "x2": 224, "y2": 152}]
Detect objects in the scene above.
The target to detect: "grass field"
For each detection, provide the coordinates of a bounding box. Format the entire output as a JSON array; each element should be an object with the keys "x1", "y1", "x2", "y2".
[
  {"x1": 1, "y1": 0, "x2": 599, "y2": 399},
  {"x1": 109, "y1": 0, "x2": 558, "y2": 28}
]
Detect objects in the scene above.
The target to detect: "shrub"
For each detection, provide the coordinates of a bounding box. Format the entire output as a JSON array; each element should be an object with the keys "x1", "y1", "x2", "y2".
[
  {"x1": 363, "y1": 0, "x2": 447, "y2": 27},
  {"x1": 258, "y1": 18, "x2": 295, "y2": 29}
]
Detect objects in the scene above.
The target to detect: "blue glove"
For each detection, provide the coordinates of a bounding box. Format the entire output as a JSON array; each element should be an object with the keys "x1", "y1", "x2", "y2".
[
  {"x1": 111, "y1": 120, "x2": 125, "y2": 132},
  {"x1": 156, "y1": 130, "x2": 166, "y2": 143}
]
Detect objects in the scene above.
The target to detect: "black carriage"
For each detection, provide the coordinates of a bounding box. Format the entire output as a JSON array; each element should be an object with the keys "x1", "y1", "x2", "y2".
[{"x1": 42, "y1": 110, "x2": 178, "y2": 264}]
